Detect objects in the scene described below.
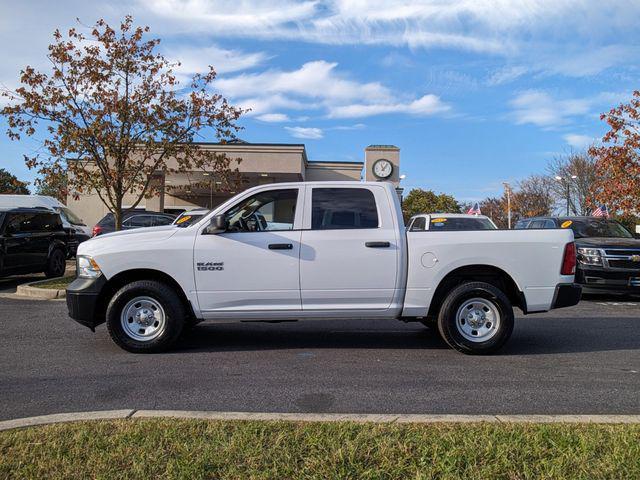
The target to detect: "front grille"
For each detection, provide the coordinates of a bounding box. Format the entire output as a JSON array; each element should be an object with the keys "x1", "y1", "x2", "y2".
[
  {"x1": 604, "y1": 249, "x2": 640, "y2": 256},
  {"x1": 608, "y1": 260, "x2": 640, "y2": 269}
]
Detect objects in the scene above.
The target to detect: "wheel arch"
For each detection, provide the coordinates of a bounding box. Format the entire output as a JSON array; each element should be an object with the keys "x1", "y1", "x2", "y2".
[
  {"x1": 95, "y1": 269, "x2": 196, "y2": 324},
  {"x1": 427, "y1": 264, "x2": 526, "y2": 318}
]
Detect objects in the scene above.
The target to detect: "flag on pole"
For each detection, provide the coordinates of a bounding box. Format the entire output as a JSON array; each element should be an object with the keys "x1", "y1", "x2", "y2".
[
  {"x1": 591, "y1": 205, "x2": 609, "y2": 217},
  {"x1": 467, "y1": 202, "x2": 481, "y2": 215}
]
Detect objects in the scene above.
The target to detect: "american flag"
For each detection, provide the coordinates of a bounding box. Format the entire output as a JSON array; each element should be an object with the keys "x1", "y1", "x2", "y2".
[
  {"x1": 467, "y1": 202, "x2": 481, "y2": 215},
  {"x1": 591, "y1": 205, "x2": 609, "y2": 217}
]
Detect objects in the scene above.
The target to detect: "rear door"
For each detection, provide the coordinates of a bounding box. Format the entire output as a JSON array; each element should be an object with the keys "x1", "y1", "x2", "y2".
[{"x1": 299, "y1": 185, "x2": 399, "y2": 311}]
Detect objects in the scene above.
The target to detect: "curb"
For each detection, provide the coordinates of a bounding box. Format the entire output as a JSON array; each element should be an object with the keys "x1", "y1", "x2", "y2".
[
  {"x1": 15, "y1": 279, "x2": 68, "y2": 299},
  {"x1": 2, "y1": 410, "x2": 640, "y2": 432}
]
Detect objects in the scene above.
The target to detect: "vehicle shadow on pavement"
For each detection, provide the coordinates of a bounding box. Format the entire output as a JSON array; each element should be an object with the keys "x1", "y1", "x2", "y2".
[
  {"x1": 169, "y1": 316, "x2": 638, "y2": 356},
  {"x1": 174, "y1": 321, "x2": 450, "y2": 353},
  {"x1": 0, "y1": 275, "x2": 46, "y2": 294},
  {"x1": 501, "y1": 319, "x2": 639, "y2": 356}
]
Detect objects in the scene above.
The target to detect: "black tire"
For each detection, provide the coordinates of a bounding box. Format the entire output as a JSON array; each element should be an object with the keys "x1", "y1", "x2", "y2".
[
  {"x1": 106, "y1": 280, "x2": 186, "y2": 353},
  {"x1": 437, "y1": 281, "x2": 514, "y2": 355},
  {"x1": 45, "y1": 248, "x2": 66, "y2": 278}
]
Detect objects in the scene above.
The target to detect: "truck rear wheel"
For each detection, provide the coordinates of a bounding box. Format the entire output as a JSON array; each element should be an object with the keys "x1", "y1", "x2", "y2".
[
  {"x1": 437, "y1": 281, "x2": 513, "y2": 355},
  {"x1": 105, "y1": 280, "x2": 185, "y2": 353}
]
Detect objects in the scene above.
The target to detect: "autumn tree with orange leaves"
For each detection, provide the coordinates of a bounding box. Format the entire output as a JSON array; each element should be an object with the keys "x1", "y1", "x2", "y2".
[
  {"x1": 589, "y1": 90, "x2": 640, "y2": 213},
  {"x1": 1, "y1": 16, "x2": 244, "y2": 230}
]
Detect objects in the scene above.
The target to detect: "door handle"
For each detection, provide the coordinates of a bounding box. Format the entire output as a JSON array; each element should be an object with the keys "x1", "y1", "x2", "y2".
[
  {"x1": 268, "y1": 243, "x2": 293, "y2": 250},
  {"x1": 365, "y1": 241, "x2": 390, "y2": 248}
]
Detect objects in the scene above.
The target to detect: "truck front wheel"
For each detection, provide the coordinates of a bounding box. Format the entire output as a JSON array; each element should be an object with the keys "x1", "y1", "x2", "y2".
[
  {"x1": 437, "y1": 281, "x2": 514, "y2": 355},
  {"x1": 105, "y1": 280, "x2": 185, "y2": 353}
]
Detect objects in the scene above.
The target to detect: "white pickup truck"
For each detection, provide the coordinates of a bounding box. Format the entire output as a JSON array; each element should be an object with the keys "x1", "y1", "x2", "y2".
[{"x1": 67, "y1": 181, "x2": 581, "y2": 354}]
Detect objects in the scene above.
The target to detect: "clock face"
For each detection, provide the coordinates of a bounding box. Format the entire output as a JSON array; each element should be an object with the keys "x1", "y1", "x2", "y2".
[{"x1": 373, "y1": 159, "x2": 393, "y2": 179}]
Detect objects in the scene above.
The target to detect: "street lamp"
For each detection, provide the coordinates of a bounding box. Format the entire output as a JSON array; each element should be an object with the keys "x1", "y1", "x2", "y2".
[
  {"x1": 502, "y1": 182, "x2": 512, "y2": 229},
  {"x1": 555, "y1": 175, "x2": 577, "y2": 215}
]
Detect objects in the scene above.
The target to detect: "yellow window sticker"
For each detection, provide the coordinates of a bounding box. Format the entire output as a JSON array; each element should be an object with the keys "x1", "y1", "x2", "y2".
[
  {"x1": 431, "y1": 217, "x2": 447, "y2": 223},
  {"x1": 561, "y1": 220, "x2": 573, "y2": 228},
  {"x1": 176, "y1": 215, "x2": 192, "y2": 224}
]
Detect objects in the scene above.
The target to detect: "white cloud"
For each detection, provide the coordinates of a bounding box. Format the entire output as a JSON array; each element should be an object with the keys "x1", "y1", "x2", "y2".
[
  {"x1": 217, "y1": 61, "x2": 449, "y2": 119},
  {"x1": 487, "y1": 66, "x2": 529, "y2": 86},
  {"x1": 563, "y1": 134, "x2": 595, "y2": 149},
  {"x1": 510, "y1": 89, "x2": 629, "y2": 129},
  {"x1": 329, "y1": 94, "x2": 450, "y2": 119},
  {"x1": 255, "y1": 113, "x2": 290, "y2": 123},
  {"x1": 138, "y1": 0, "x2": 640, "y2": 77},
  {"x1": 510, "y1": 90, "x2": 591, "y2": 128},
  {"x1": 236, "y1": 94, "x2": 314, "y2": 116},
  {"x1": 332, "y1": 123, "x2": 366, "y2": 130},
  {"x1": 216, "y1": 61, "x2": 391, "y2": 104},
  {"x1": 284, "y1": 126, "x2": 323, "y2": 139},
  {"x1": 165, "y1": 44, "x2": 267, "y2": 81}
]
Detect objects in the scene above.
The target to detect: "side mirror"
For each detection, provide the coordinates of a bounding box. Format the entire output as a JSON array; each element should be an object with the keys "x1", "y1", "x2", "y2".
[{"x1": 204, "y1": 214, "x2": 228, "y2": 234}]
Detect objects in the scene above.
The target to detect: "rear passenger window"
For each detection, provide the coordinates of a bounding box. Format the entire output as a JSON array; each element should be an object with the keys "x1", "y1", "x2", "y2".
[
  {"x1": 311, "y1": 188, "x2": 379, "y2": 230},
  {"x1": 528, "y1": 220, "x2": 545, "y2": 229},
  {"x1": 544, "y1": 220, "x2": 556, "y2": 228}
]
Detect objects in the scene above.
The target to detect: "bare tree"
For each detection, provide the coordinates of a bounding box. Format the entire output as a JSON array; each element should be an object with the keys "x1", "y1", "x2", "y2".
[
  {"x1": 546, "y1": 152, "x2": 598, "y2": 215},
  {"x1": 514, "y1": 174, "x2": 554, "y2": 218}
]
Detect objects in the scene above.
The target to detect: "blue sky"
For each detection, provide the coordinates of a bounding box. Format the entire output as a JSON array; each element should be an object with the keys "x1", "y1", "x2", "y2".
[{"x1": 1, "y1": 0, "x2": 639, "y2": 201}]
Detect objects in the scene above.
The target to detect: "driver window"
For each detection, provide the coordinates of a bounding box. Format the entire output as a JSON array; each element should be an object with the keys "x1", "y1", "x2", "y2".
[{"x1": 224, "y1": 189, "x2": 298, "y2": 233}]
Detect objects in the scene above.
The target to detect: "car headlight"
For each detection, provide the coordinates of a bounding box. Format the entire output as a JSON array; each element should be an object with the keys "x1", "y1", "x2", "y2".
[
  {"x1": 577, "y1": 248, "x2": 602, "y2": 266},
  {"x1": 77, "y1": 255, "x2": 102, "y2": 278}
]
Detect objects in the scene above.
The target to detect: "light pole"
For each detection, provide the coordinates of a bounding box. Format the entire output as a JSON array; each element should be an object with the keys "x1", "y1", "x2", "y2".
[
  {"x1": 555, "y1": 175, "x2": 577, "y2": 215},
  {"x1": 502, "y1": 182, "x2": 512, "y2": 229}
]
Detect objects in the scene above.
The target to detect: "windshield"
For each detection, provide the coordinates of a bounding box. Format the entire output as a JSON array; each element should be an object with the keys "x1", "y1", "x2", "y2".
[
  {"x1": 429, "y1": 217, "x2": 497, "y2": 231},
  {"x1": 173, "y1": 211, "x2": 209, "y2": 227},
  {"x1": 565, "y1": 219, "x2": 633, "y2": 239},
  {"x1": 59, "y1": 207, "x2": 85, "y2": 225}
]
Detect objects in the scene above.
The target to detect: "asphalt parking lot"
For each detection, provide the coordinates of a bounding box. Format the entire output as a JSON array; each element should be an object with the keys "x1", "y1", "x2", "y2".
[{"x1": 0, "y1": 289, "x2": 638, "y2": 421}]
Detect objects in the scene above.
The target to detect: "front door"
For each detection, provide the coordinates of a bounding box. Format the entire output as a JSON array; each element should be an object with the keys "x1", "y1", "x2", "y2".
[
  {"x1": 299, "y1": 186, "x2": 399, "y2": 311},
  {"x1": 194, "y1": 187, "x2": 303, "y2": 313}
]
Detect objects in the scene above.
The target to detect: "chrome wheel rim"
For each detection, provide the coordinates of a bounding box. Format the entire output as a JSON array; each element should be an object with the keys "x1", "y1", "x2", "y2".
[
  {"x1": 455, "y1": 297, "x2": 501, "y2": 342},
  {"x1": 120, "y1": 296, "x2": 166, "y2": 342}
]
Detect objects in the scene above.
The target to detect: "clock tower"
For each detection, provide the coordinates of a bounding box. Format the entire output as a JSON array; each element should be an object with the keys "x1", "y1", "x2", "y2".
[{"x1": 364, "y1": 144, "x2": 400, "y2": 187}]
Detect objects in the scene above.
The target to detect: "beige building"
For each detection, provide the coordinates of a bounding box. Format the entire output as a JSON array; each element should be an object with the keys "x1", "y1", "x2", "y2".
[{"x1": 67, "y1": 142, "x2": 401, "y2": 227}]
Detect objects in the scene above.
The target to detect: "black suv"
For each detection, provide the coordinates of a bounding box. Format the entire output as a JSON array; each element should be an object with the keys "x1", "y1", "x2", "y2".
[
  {"x1": 516, "y1": 216, "x2": 640, "y2": 294},
  {"x1": 0, "y1": 208, "x2": 68, "y2": 278},
  {"x1": 92, "y1": 211, "x2": 176, "y2": 236}
]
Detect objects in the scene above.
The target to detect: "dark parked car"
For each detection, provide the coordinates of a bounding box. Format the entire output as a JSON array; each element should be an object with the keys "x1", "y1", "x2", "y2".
[
  {"x1": 92, "y1": 211, "x2": 176, "y2": 236},
  {"x1": 516, "y1": 216, "x2": 640, "y2": 294},
  {"x1": 0, "y1": 207, "x2": 68, "y2": 278}
]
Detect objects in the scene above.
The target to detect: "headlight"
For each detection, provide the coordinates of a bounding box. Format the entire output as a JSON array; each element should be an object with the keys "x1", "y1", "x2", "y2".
[
  {"x1": 577, "y1": 248, "x2": 602, "y2": 266},
  {"x1": 77, "y1": 255, "x2": 102, "y2": 278}
]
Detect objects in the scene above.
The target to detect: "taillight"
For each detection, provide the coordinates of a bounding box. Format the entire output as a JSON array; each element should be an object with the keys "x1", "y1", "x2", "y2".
[
  {"x1": 561, "y1": 242, "x2": 576, "y2": 275},
  {"x1": 92, "y1": 226, "x2": 103, "y2": 237}
]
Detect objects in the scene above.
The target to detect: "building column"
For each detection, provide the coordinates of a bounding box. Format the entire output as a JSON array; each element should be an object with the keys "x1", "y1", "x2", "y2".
[{"x1": 146, "y1": 171, "x2": 165, "y2": 212}]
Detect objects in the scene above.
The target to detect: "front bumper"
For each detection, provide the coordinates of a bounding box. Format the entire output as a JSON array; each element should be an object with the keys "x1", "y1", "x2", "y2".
[
  {"x1": 66, "y1": 275, "x2": 107, "y2": 331},
  {"x1": 551, "y1": 283, "x2": 582, "y2": 309},
  {"x1": 576, "y1": 265, "x2": 640, "y2": 293}
]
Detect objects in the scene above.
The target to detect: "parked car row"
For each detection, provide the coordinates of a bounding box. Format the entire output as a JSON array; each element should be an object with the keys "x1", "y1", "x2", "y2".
[
  {"x1": 407, "y1": 212, "x2": 640, "y2": 295},
  {"x1": 515, "y1": 216, "x2": 640, "y2": 294},
  {"x1": 0, "y1": 195, "x2": 181, "y2": 279},
  {"x1": 0, "y1": 207, "x2": 68, "y2": 278}
]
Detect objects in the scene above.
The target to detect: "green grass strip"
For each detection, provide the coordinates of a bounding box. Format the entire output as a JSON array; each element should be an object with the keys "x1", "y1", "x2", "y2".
[
  {"x1": 1, "y1": 419, "x2": 639, "y2": 479},
  {"x1": 32, "y1": 276, "x2": 74, "y2": 289}
]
